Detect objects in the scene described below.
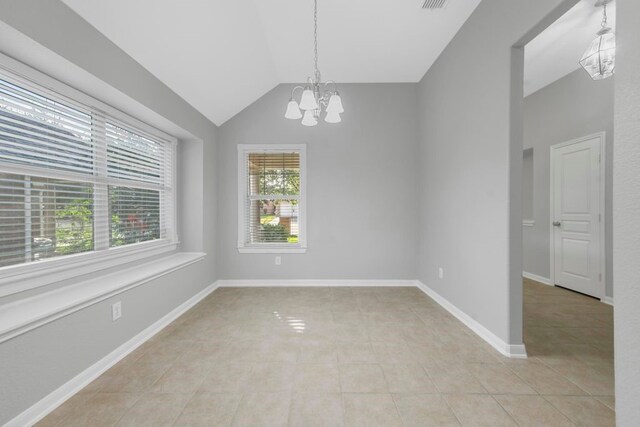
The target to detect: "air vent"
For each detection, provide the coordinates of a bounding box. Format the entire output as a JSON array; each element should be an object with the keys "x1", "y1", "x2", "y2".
[{"x1": 422, "y1": 0, "x2": 450, "y2": 9}]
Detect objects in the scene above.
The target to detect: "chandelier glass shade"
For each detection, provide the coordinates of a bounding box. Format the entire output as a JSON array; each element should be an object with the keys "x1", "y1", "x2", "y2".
[
  {"x1": 285, "y1": 99, "x2": 303, "y2": 120},
  {"x1": 301, "y1": 109, "x2": 318, "y2": 127},
  {"x1": 580, "y1": 0, "x2": 615, "y2": 81},
  {"x1": 285, "y1": 0, "x2": 343, "y2": 126}
]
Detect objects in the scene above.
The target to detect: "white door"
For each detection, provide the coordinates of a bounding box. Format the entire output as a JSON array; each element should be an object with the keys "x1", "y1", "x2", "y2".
[{"x1": 551, "y1": 134, "x2": 604, "y2": 298}]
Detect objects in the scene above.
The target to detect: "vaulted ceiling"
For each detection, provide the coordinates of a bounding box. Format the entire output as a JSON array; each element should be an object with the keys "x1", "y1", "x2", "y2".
[
  {"x1": 61, "y1": 0, "x2": 482, "y2": 126},
  {"x1": 60, "y1": 0, "x2": 615, "y2": 126}
]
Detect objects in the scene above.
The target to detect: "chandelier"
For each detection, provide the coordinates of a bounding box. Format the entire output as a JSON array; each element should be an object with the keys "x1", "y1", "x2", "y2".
[
  {"x1": 285, "y1": 0, "x2": 343, "y2": 126},
  {"x1": 579, "y1": 0, "x2": 615, "y2": 80}
]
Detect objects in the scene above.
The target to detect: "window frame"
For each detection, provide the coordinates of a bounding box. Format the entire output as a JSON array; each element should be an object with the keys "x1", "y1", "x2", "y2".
[
  {"x1": 0, "y1": 55, "x2": 178, "y2": 297},
  {"x1": 237, "y1": 144, "x2": 307, "y2": 254}
]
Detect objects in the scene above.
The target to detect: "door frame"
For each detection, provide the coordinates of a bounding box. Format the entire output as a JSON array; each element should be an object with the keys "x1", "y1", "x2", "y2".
[{"x1": 549, "y1": 131, "x2": 606, "y2": 300}]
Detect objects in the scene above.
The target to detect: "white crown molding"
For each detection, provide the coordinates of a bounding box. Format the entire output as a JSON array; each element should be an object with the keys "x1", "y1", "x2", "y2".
[
  {"x1": 5, "y1": 281, "x2": 219, "y2": 427},
  {"x1": 415, "y1": 281, "x2": 528, "y2": 359},
  {"x1": 522, "y1": 271, "x2": 552, "y2": 286}
]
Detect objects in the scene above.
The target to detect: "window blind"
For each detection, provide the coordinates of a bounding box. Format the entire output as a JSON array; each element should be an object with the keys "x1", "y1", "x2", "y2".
[
  {"x1": 0, "y1": 71, "x2": 176, "y2": 270},
  {"x1": 102, "y1": 121, "x2": 174, "y2": 249},
  {"x1": 243, "y1": 151, "x2": 301, "y2": 246}
]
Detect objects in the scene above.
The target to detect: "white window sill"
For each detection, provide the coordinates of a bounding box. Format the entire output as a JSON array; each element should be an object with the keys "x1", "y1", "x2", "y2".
[
  {"x1": 0, "y1": 252, "x2": 205, "y2": 344},
  {"x1": 0, "y1": 241, "x2": 178, "y2": 298},
  {"x1": 238, "y1": 247, "x2": 307, "y2": 254}
]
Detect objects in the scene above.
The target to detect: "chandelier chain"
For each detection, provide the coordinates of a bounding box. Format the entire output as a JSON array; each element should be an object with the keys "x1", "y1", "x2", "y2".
[
  {"x1": 601, "y1": 3, "x2": 608, "y2": 28},
  {"x1": 313, "y1": 0, "x2": 320, "y2": 82}
]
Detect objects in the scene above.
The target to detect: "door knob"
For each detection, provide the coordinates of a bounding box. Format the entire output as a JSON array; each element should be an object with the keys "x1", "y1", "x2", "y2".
[{"x1": 553, "y1": 221, "x2": 561, "y2": 227}]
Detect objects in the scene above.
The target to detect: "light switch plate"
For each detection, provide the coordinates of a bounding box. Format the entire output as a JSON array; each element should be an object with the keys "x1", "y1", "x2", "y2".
[{"x1": 112, "y1": 301, "x2": 122, "y2": 321}]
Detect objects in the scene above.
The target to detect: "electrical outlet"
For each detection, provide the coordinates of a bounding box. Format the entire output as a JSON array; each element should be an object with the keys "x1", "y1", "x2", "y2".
[
  {"x1": 112, "y1": 301, "x2": 122, "y2": 321},
  {"x1": 275, "y1": 256, "x2": 282, "y2": 265},
  {"x1": 438, "y1": 267, "x2": 444, "y2": 280}
]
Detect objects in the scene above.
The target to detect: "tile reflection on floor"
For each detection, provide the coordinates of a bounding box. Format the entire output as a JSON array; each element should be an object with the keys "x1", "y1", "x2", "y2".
[{"x1": 38, "y1": 281, "x2": 615, "y2": 426}]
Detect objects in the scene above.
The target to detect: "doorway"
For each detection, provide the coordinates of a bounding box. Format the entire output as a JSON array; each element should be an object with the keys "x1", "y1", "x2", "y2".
[
  {"x1": 550, "y1": 132, "x2": 606, "y2": 298},
  {"x1": 516, "y1": 0, "x2": 615, "y2": 365}
]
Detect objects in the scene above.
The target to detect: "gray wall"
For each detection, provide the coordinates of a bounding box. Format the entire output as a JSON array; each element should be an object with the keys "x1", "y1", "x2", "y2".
[
  {"x1": 0, "y1": 0, "x2": 218, "y2": 423},
  {"x1": 416, "y1": 0, "x2": 578, "y2": 345},
  {"x1": 613, "y1": 0, "x2": 640, "y2": 422},
  {"x1": 217, "y1": 83, "x2": 419, "y2": 280},
  {"x1": 522, "y1": 69, "x2": 614, "y2": 297},
  {"x1": 522, "y1": 148, "x2": 534, "y2": 221}
]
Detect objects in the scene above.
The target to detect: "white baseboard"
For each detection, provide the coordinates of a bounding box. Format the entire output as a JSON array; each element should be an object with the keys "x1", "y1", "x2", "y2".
[
  {"x1": 6, "y1": 281, "x2": 219, "y2": 427},
  {"x1": 415, "y1": 281, "x2": 527, "y2": 359},
  {"x1": 217, "y1": 279, "x2": 417, "y2": 287},
  {"x1": 523, "y1": 273, "x2": 612, "y2": 306},
  {"x1": 522, "y1": 271, "x2": 552, "y2": 286}
]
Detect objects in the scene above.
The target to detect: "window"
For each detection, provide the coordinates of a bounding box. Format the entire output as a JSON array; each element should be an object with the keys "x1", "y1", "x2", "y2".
[
  {"x1": 237, "y1": 144, "x2": 306, "y2": 253},
  {"x1": 0, "y1": 69, "x2": 176, "y2": 272}
]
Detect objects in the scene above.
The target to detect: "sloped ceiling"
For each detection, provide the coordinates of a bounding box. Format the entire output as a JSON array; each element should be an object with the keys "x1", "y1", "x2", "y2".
[
  {"x1": 60, "y1": 0, "x2": 612, "y2": 123},
  {"x1": 524, "y1": 0, "x2": 616, "y2": 97},
  {"x1": 61, "y1": 0, "x2": 279, "y2": 126},
  {"x1": 61, "y1": 0, "x2": 482, "y2": 126}
]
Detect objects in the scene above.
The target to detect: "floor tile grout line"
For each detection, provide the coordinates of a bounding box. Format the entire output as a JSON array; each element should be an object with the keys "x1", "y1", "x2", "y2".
[
  {"x1": 487, "y1": 394, "x2": 523, "y2": 426},
  {"x1": 377, "y1": 362, "x2": 397, "y2": 417},
  {"x1": 498, "y1": 393, "x2": 576, "y2": 426},
  {"x1": 541, "y1": 394, "x2": 587, "y2": 425},
  {"x1": 166, "y1": 391, "x2": 195, "y2": 427},
  {"x1": 284, "y1": 392, "x2": 294, "y2": 427},
  {"x1": 227, "y1": 390, "x2": 246, "y2": 427},
  {"x1": 108, "y1": 390, "x2": 146, "y2": 427},
  {"x1": 438, "y1": 393, "x2": 464, "y2": 426},
  {"x1": 532, "y1": 357, "x2": 600, "y2": 396}
]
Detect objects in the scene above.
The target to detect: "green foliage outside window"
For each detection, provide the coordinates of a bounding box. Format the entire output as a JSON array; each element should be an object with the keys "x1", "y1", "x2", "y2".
[
  {"x1": 260, "y1": 223, "x2": 288, "y2": 242},
  {"x1": 54, "y1": 199, "x2": 93, "y2": 255}
]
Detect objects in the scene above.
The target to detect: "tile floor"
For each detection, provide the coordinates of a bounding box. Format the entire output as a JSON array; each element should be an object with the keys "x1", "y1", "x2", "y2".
[{"x1": 38, "y1": 280, "x2": 615, "y2": 426}]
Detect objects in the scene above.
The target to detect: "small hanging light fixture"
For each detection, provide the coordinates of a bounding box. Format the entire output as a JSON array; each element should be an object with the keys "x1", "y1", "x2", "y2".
[
  {"x1": 579, "y1": 0, "x2": 615, "y2": 81},
  {"x1": 284, "y1": 0, "x2": 343, "y2": 126}
]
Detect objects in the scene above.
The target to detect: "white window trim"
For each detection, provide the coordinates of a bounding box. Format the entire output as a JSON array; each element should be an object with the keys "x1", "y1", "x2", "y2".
[
  {"x1": 0, "y1": 53, "x2": 179, "y2": 297},
  {"x1": 237, "y1": 144, "x2": 307, "y2": 254},
  {"x1": 0, "y1": 241, "x2": 178, "y2": 298},
  {"x1": 0, "y1": 251, "x2": 205, "y2": 344}
]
